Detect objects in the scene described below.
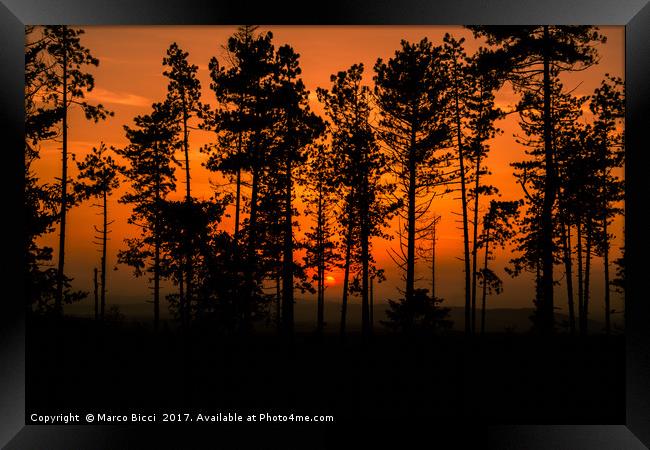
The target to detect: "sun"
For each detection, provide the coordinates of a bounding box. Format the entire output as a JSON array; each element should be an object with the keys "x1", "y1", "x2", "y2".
[{"x1": 325, "y1": 275, "x2": 336, "y2": 285}]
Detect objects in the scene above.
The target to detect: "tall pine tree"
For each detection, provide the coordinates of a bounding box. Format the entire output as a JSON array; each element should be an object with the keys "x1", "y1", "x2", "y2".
[
  {"x1": 117, "y1": 102, "x2": 180, "y2": 331},
  {"x1": 42, "y1": 26, "x2": 113, "y2": 314},
  {"x1": 470, "y1": 25, "x2": 606, "y2": 334},
  {"x1": 74, "y1": 143, "x2": 122, "y2": 321},
  {"x1": 374, "y1": 39, "x2": 452, "y2": 317}
]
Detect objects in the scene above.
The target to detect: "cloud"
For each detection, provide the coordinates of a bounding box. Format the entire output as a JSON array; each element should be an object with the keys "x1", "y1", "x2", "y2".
[{"x1": 86, "y1": 87, "x2": 151, "y2": 107}]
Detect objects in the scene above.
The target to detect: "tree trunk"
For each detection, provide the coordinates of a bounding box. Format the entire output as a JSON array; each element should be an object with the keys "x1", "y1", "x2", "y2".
[
  {"x1": 431, "y1": 220, "x2": 437, "y2": 300},
  {"x1": 540, "y1": 25, "x2": 556, "y2": 334},
  {"x1": 234, "y1": 165, "x2": 241, "y2": 240},
  {"x1": 603, "y1": 216, "x2": 611, "y2": 335},
  {"x1": 561, "y1": 219, "x2": 575, "y2": 335},
  {"x1": 244, "y1": 161, "x2": 260, "y2": 332},
  {"x1": 453, "y1": 58, "x2": 472, "y2": 336},
  {"x1": 101, "y1": 190, "x2": 108, "y2": 321},
  {"x1": 535, "y1": 260, "x2": 542, "y2": 304},
  {"x1": 181, "y1": 94, "x2": 192, "y2": 330},
  {"x1": 93, "y1": 268, "x2": 99, "y2": 321},
  {"x1": 177, "y1": 266, "x2": 184, "y2": 322},
  {"x1": 316, "y1": 193, "x2": 324, "y2": 333},
  {"x1": 370, "y1": 276, "x2": 374, "y2": 333},
  {"x1": 340, "y1": 214, "x2": 353, "y2": 336},
  {"x1": 584, "y1": 222, "x2": 592, "y2": 335},
  {"x1": 480, "y1": 226, "x2": 490, "y2": 335},
  {"x1": 471, "y1": 153, "x2": 482, "y2": 334},
  {"x1": 181, "y1": 95, "x2": 191, "y2": 201},
  {"x1": 281, "y1": 159, "x2": 294, "y2": 336},
  {"x1": 153, "y1": 142, "x2": 161, "y2": 332},
  {"x1": 275, "y1": 273, "x2": 281, "y2": 333},
  {"x1": 601, "y1": 139, "x2": 611, "y2": 335},
  {"x1": 55, "y1": 36, "x2": 68, "y2": 315},
  {"x1": 360, "y1": 178, "x2": 370, "y2": 338},
  {"x1": 405, "y1": 125, "x2": 417, "y2": 306},
  {"x1": 234, "y1": 93, "x2": 245, "y2": 242},
  {"x1": 154, "y1": 235, "x2": 160, "y2": 332},
  {"x1": 577, "y1": 221, "x2": 584, "y2": 336}
]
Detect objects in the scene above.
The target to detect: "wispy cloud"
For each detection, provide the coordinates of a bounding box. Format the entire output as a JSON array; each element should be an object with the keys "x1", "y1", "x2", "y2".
[{"x1": 86, "y1": 87, "x2": 151, "y2": 107}]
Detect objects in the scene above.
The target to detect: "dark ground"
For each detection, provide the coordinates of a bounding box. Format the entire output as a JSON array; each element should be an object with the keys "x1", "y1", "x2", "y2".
[{"x1": 26, "y1": 314, "x2": 625, "y2": 426}]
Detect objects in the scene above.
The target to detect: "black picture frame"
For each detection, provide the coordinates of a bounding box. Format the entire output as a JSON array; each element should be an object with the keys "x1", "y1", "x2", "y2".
[{"x1": 1, "y1": 1, "x2": 649, "y2": 448}]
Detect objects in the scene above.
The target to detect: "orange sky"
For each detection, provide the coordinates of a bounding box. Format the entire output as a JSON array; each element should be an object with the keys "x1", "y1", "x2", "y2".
[{"x1": 32, "y1": 26, "x2": 625, "y2": 320}]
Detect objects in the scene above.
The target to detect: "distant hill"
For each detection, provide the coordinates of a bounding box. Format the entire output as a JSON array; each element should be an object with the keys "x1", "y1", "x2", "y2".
[
  {"x1": 64, "y1": 297, "x2": 621, "y2": 334},
  {"x1": 292, "y1": 302, "x2": 617, "y2": 334}
]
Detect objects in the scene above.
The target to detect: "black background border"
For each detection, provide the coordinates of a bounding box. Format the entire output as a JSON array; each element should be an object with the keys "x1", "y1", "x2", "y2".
[{"x1": 1, "y1": 0, "x2": 649, "y2": 448}]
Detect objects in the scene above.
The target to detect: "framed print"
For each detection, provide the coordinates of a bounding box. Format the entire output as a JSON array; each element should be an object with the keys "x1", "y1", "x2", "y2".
[{"x1": 2, "y1": 0, "x2": 650, "y2": 448}]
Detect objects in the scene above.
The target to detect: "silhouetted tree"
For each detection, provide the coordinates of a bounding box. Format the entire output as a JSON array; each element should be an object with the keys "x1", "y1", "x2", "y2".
[
  {"x1": 270, "y1": 44, "x2": 324, "y2": 336},
  {"x1": 189, "y1": 231, "x2": 245, "y2": 334},
  {"x1": 415, "y1": 214, "x2": 441, "y2": 305},
  {"x1": 555, "y1": 121, "x2": 583, "y2": 335},
  {"x1": 442, "y1": 35, "x2": 474, "y2": 336},
  {"x1": 476, "y1": 200, "x2": 520, "y2": 334},
  {"x1": 374, "y1": 39, "x2": 452, "y2": 320},
  {"x1": 382, "y1": 288, "x2": 452, "y2": 336},
  {"x1": 163, "y1": 42, "x2": 207, "y2": 328},
  {"x1": 612, "y1": 247, "x2": 625, "y2": 298},
  {"x1": 25, "y1": 26, "x2": 70, "y2": 312},
  {"x1": 74, "y1": 143, "x2": 122, "y2": 321},
  {"x1": 551, "y1": 85, "x2": 618, "y2": 335},
  {"x1": 470, "y1": 26, "x2": 606, "y2": 334},
  {"x1": 117, "y1": 102, "x2": 179, "y2": 331},
  {"x1": 442, "y1": 35, "x2": 504, "y2": 334},
  {"x1": 300, "y1": 142, "x2": 340, "y2": 333},
  {"x1": 589, "y1": 75, "x2": 624, "y2": 334},
  {"x1": 42, "y1": 26, "x2": 113, "y2": 314},
  {"x1": 573, "y1": 125, "x2": 605, "y2": 336},
  {"x1": 204, "y1": 26, "x2": 277, "y2": 332},
  {"x1": 319, "y1": 63, "x2": 396, "y2": 336},
  {"x1": 156, "y1": 196, "x2": 234, "y2": 327},
  {"x1": 465, "y1": 50, "x2": 504, "y2": 334},
  {"x1": 508, "y1": 77, "x2": 589, "y2": 333},
  {"x1": 255, "y1": 165, "x2": 285, "y2": 329}
]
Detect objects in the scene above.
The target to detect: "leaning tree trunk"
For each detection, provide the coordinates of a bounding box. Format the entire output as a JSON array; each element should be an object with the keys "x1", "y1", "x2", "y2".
[
  {"x1": 452, "y1": 63, "x2": 472, "y2": 336},
  {"x1": 55, "y1": 38, "x2": 68, "y2": 315}
]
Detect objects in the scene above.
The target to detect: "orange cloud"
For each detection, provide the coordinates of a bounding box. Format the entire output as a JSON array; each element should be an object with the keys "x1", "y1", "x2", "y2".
[{"x1": 85, "y1": 87, "x2": 151, "y2": 107}]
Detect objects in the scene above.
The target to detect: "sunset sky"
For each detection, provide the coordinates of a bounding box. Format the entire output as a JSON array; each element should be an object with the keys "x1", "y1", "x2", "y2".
[{"x1": 32, "y1": 26, "x2": 625, "y2": 322}]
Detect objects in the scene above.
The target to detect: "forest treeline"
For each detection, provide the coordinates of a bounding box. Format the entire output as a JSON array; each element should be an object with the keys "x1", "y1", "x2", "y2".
[{"x1": 24, "y1": 25, "x2": 625, "y2": 337}]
